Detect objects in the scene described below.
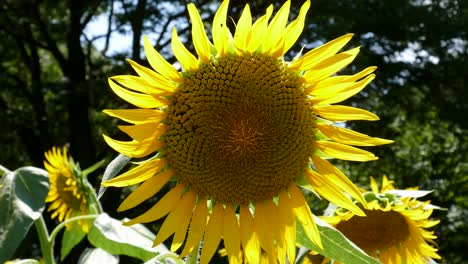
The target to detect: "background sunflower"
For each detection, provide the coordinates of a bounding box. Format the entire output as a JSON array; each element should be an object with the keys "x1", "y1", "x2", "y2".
[
  {"x1": 321, "y1": 176, "x2": 441, "y2": 264},
  {"x1": 44, "y1": 146, "x2": 91, "y2": 232}
]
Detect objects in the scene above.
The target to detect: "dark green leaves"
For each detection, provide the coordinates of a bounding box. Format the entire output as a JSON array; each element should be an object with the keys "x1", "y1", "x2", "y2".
[{"x1": 0, "y1": 167, "x2": 49, "y2": 263}]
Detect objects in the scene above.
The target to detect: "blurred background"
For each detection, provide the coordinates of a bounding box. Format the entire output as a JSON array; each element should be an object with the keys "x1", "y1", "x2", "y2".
[{"x1": 1, "y1": 0, "x2": 466, "y2": 263}]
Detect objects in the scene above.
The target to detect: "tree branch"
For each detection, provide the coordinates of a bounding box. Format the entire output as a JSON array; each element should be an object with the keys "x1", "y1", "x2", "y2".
[
  {"x1": 31, "y1": 2, "x2": 68, "y2": 75},
  {"x1": 80, "y1": 0, "x2": 104, "y2": 31},
  {"x1": 102, "y1": 0, "x2": 115, "y2": 55}
]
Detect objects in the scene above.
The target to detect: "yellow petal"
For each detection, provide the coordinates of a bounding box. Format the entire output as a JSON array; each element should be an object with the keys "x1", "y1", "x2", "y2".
[
  {"x1": 246, "y1": 5, "x2": 273, "y2": 53},
  {"x1": 289, "y1": 185, "x2": 322, "y2": 249},
  {"x1": 307, "y1": 66, "x2": 377, "y2": 93},
  {"x1": 110, "y1": 75, "x2": 149, "y2": 93},
  {"x1": 102, "y1": 134, "x2": 163, "y2": 158},
  {"x1": 254, "y1": 201, "x2": 276, "y2": 264},
  {"x1": 310, "y1": 74, "x2": 375, "y2": 105},
  {"x1": 152, "y1": 191, "x2": 196, "y2": 247},
  {"x1": 271, "y1": 37, "x2": 286, "y2": 58},
  {"x1": 171, "y1": 192, "x2": 197, "y2": 251},
  {"x1": 263, "y1": 0, "x2": 290, "y2": 53},
  {"x1": 188, "y1": 3, "x2": 211, "y2": 63},
  {"x1": 369, "y1": 176, "x2": 379, "y2": 193},
  {"x1": 200, "y1": 203, "x2": 224, "y2": 264},
  {"x1": 118, "y1": 123, "x2": 166, "y2": 142},
  {"x1": 316, "y1": 123, "x2": 393, "y2": 146},
  {"x1": 291, "y1": 33, "x2": 354, "y2": 70},
  {"x1": 117, "y1": 169, "x2": 174, "y2": 211},
  {"x1": 102, "y1": 159, "x2": 167, "y2": 187},
  {"x1": 240, "y1": 205, "x2": 260, "y2": 264},
  {"x1": 180, "y1": 198, "x2": 208, "y2": 257},
  {"x1": 124, "y1": 184, "x2": 185, "y2": 225},
  {"x1": 266, "y1": 200, "x2": 286, "y2": 264},
  {"x1": 143, "y1": 36, "x2": 182, "y2": 82},
  {"x1": 223, "y1": 206, "x2": 241, "y2": 264},
  {"x1": 303, "y1": 47, "x2": 360, "y2": 84},
  {"x1": 313, "y1": 105, "x2": 380, "y2": 121},
  {"x1": 108, "y1": 78, "x2": 166, "y2": 108},
  {"x1": 126, "y1": 60, "x2": 177, "y2": 92},
  {"x1": 311, "y1": 156, "x2": 366, "y2": 206},
  {"x1": 282, "y1": 0, "x2": 310, "y2": 54},
  {"x1": 172, "y1": 27, "x2": 198, "y2": 71},
  {"x1": 212, "y1": 0, "x2": 230, "y2": 56},
  {"x1": 111, "y1": 75, "x2": 173, "y2": 97},
  {"x1": 304, "y1": 168, "x2": 364, "y2": 216},
  {"x1": 315, "y1": 140, "x2": 378, "y2": 161},
  {"x1": 234, "y1": 4, "x2": 252, "y2": 52},
  {"x1": 103, "y1": 109, "x2": 166, "y2": 124},
  {"x1": 278, "y1": 191, "x2": 296, "y2": 263}
]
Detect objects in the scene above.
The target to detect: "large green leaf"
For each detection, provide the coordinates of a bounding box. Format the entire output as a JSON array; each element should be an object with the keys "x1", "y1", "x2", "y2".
[
  {"x1": 3, "y1": 259, "x2": 40, "y2": 264},
  {"x1": 0, "y1": 167, "x2": 49, "y2": 263},
  {"x1": 143, "y1": 253, "x2": 185, "y2": 264},
  {"x1": 78, "y1": 248, "x2": 119, "y2": 264},
  {"x1": 60, "y1": 221, "x2": 87, "y2": 260},
  {"x1": 87, "y1": 213, "x2": 169, "y2": 261},
  {"x1": 296, "y1": 216, "x2": 381, "y2": 264}
]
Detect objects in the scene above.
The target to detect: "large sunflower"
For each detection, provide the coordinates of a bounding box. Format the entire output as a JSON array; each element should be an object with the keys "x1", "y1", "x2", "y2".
[
  {"x1": 323, "y1": 176, "x2": 441, "y2": 264},
  {"x1": 44, "y1": 146, "x2": 90, "y2": 232},
  {"x1": 102, "y1": 1, "x2": 391, "y2": 263}
]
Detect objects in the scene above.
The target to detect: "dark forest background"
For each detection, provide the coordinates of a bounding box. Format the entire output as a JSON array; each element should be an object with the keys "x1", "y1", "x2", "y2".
[{"x1": 1, "y1": 0, "x2": 466, "y2": 263}]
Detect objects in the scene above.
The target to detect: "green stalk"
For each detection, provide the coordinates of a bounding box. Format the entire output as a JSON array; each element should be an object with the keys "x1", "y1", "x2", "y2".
[
  {"x1": 0, "y1": 165, "x2": 10, "y2": 176},
  {"x1": 49, "y1": 214, "x2": 98, "y2": 247},
  {"x1": 35, "y1": 216, "x2": 55, "y2": 264},
  {"x1": 85, "y1": 181, "x2": 103, "y2": 214}
]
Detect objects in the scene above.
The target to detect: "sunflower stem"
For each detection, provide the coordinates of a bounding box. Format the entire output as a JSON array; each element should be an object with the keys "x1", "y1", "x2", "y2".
[
  {"x1": 85, "y1": 180, "x2": 103, "y2": 214},
  {"x1": 48, "y1": 214, "x2": 99, "y2": 246},
  {"x1": 0, "y1": 165, "x2": 10, "y2": 176},
  {"x1": 35, "y1": 216, "x2": 55, "y2": 264},
  {"x1": 185, "y1": 241, "x2": 201, "y2": 264}
]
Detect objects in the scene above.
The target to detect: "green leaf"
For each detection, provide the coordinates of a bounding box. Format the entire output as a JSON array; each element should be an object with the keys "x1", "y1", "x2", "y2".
[
  {"x1": 3, "y1": 259, "x2": 40, "y2": 264},
  {"x1": 61, "y1": 221, "x2": 87, "y2": 260},
  {"x1": 143, "y1": 253, "x2": 185, "y2": 264},
  {"x1": 98, "y1": 154, "x2": 130, "y2": 199},
  {"x1": 386, "y1": 189, "x2": 433, "y2": 198},
  {"x1": 296, "y1": 216, "x2": 380, "y2": 264},
  {"x1": 78, "y1": 248, "x2": 119, "y2": 264},
  {"x1": 0, "y1": 167, "x2": 49, "y2": 263},
  {"x1": 87, "y1": 213, "x2": 169, "y2": 261}
]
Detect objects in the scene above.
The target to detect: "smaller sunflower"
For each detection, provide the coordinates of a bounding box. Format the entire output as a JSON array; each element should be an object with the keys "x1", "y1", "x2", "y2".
[
  {"x1": 322, "y1": 176, "x2": 441, "y2": 264},
  {"x1": 44, "y1": 146, "x2": 91, "y2": 232}
]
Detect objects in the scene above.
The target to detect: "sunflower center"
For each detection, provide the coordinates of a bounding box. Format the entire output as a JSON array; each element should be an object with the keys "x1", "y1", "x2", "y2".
[
  {"x1": 163, "y1": 53, "x2": 315, "y2": 204},
  {"x1": 56, "y1": 171, "x2": 83, "y2": 210},
  {"x1": 335, "y1": 209, "x2": 410, "y2": 252}
]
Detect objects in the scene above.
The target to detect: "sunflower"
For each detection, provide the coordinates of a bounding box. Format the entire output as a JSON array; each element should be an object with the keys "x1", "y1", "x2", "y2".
[
  {"x1": 102, "y1": 0, "x2": 392, "y2": 263},
  {"x1": 323, "y1": 176, "x2": 441, "y2": 264},
  {"x1": 44, "y1": 146, "x2": 90, "y2": 232}
]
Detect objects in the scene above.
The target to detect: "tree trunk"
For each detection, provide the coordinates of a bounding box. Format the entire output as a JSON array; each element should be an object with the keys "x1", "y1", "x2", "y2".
[
  {"x1": 67, "y1": 0, "x2": 95, "y2": 167},
  {"x1": 131, "y1": 0, "x2": 147, "y2": 60}
]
